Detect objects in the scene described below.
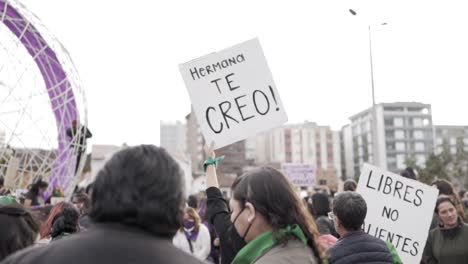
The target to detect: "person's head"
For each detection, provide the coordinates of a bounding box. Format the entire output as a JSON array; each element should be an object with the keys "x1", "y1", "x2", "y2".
[
  {"x1": 52, "y1": 186, "x2": 64, "y2": 197},
  {"x1": 432, "y1": 179, "x2": 456, "y2": 196},
  {"x1": 401, "y1": 167, "x2": 417, "y2": 180},
  {"x1": 435, "y1": 195, "x2": 459, "y2": 229},
  {"x1": 0, "y1": 204, "x2": 40, "y2": 261},
  {"x1": 39, "y1": 202, "x2": 75, "y2": 239},
  {"x1": 89, "y1": 145, "x2": 184, "y2": 238},
  {"x1": 29, "y1": 179, "x2": 48, "y2": 196},
  {"x1": 71, "y1": 193, "x2": 91, "y2": 215},
  {"x1": 332, "y1": 191, "x2": 367, "y2": 236},
  {"x1": 310, "y1": 193, "x2": 331, "y2": 218},
  {"x1": 183, "y1": 207, "x2": 201, "y2": 233},
  {"x1": 230, "y1": 167, "x2": 322, "y2": 260},
  {"x1": 343, "y1": 179, "x2": 357, "y2": 192},
  {"x1": 187, "y1": 195, "x2": 198, "y2": 209},
  {"x1": 459, "y1": 189, "x2": 466, "y2": 200},
  {"x1": 51, "y1": 207, "x2": 80, "y2": 239}
]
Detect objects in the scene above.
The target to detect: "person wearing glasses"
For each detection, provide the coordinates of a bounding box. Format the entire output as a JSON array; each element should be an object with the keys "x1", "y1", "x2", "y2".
[{"x1": 327, "y1": 191, "x2": 402, "y2": 264}]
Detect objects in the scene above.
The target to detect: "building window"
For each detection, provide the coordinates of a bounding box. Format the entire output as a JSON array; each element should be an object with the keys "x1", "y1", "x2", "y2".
[
  {"x1": 412, "y1": 118, "x2": 423, "y2": 127},
  {"x1": 384, "y1": 118, "x2": 393, "y2": 126},
  {"x1": 396, "y1": 154, "x2": 406, "y2": 170},
  {"x1": 319, "y1": 180, "x2": 327, "y2": 185},
  {"x1": 413, "y1": 130, "x2": 424, "y2": 139},
  {"x1": 395, "y1": 130, "x2": 405, "y2": 139},
  {"x1": 385, "y1": 130, "x2": 394, "y2": 139},
  {"x1": 415, "y1": 142, "x2": 425, "y2": 151},
  {"x1": 394, "y1": 118, "x2": 404, "y2": 127},
  {"x1": 396, "y1": 142, "x2": 406, "y2": 151},
  {"x1": 450, "y1": 138, "x2": 456, "y2": 145}
]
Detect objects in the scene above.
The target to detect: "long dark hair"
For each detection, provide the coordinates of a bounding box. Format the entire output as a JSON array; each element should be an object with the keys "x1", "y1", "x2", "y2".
[
  {"x1": 39, "y1": 202, "x2": 74, "y2": 239},
  {"x1": 29, "y1": 180, "x2": 48, "y2": 196},
  {"x1": 310, "y1": 193, "x2": 331, "y2": 218},
  {"x1": 232, "y1": 167, "x2": 323, "y2": 263},
  {"x1": 0, "y1": 204, "x2": 40, "y2": 261}
]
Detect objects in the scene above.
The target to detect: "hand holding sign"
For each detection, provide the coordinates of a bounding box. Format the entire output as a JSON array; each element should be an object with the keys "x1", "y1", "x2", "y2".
[
  {"x1": 180, "y1": 38, "x2": 287, "y2": 149},
  {"x1": 204, "y1": 141, "x2": 216, "y2": 159}
]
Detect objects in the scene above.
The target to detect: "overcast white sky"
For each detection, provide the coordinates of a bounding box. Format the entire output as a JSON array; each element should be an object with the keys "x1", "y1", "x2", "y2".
[{"x1": 18, "y1": 0, "x2": 468, "y2": 146}]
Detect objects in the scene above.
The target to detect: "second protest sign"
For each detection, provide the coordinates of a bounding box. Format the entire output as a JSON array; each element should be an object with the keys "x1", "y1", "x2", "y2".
[{"x1": 357, "y1": 163, "x2": 439, "y2": 264}]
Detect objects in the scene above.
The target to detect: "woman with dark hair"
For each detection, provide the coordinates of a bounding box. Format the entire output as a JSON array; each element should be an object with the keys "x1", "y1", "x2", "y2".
[
  {"x1": 309, "y1": 193, "x2": 339, "y2": 239},
  {"x1": 0, "y1": 204, "x2": 40, "y2": 261},
  {"x1": 424, "y1": 195, "x2": 468, "y2": 263},
  {"x1": 71, "y1": 193, "x2": 91, "y2": 230},
  {"x1": 23, "y1": 180, "x2": 48, "y2": 208},
  {"x1": 204, "y1": 144, "x2": 322, "y2": 264},
  {"x1": 343, "y1": 179, "x2": 357, "y2": 192},
  {"x1": 38, "y1": 202, "x2": 75, "y2": 244},
  {"x1": 431, "y1": 180, "x2": 466, "y2": 224},
  {"x1": 50, "y1": 207, "x2": 80, "y2": 241},
  {"x1": 173, "y1": 207, "x2": 211, "y2": 260},
  {"x1": 1, "y1": 145, "x2": 204, "y2": 264}
]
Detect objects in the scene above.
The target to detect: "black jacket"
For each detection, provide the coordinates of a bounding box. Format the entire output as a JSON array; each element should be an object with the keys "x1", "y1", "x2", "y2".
[
  {"x1": 206, "y1": 187, "x2": 242, "y2": 264},
  {"x1": 328, "y1": 231, "x2": 393, "y2": 264},
  {"x1": 1, "y1": 223, "x2": 205, "y2": 264}
]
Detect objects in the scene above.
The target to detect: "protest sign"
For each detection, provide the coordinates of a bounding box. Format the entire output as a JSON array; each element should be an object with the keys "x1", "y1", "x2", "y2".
[
  {"x1": 281, "y1": 163, "x2": 315, "y2": 186},
  {"x1": 180, "y1": 38, "x2": 287, "y2": 149},
  {"x1": 357, "y1": 163, "x2": 439, "y2": 264}
]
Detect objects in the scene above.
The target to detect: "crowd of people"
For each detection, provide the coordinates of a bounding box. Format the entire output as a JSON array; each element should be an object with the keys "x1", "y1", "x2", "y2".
[{"x1": 0, "y1": 143, "x2": 467, "y2": 263}]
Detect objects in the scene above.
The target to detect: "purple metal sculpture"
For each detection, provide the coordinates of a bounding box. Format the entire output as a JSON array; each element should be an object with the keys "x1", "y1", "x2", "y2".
[{"x1": 1, "y1": 0, "x2": 79, "y2": 192}]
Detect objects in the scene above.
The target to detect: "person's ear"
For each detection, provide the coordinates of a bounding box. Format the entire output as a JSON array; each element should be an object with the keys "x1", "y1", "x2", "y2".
[{"x1": 245, "y1": 202, "x2": 256, "y2": 223}]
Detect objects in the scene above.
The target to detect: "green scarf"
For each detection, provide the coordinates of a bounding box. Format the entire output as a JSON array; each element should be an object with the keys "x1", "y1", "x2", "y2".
[
  {"x1": 0, "y1": 196, "x2": 18, "y2": 205},
  {"x1": 231, "y1": 224, "x2": 308, "y2": 264}
]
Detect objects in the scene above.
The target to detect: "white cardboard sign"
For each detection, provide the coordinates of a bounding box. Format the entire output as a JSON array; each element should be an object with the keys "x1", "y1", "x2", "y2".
[
  {"x1": 357, "y1": 164, "x2": 439, "y2": 264},
  {"x1": 281, "y1": 163, "x2": 315, "y2": 186},
  {"x1": 180, "y1": 38, "x2": 287, "y2": 149}
]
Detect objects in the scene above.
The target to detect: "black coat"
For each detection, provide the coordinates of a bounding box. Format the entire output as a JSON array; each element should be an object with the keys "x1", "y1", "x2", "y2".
[
  {"x1": 1, "y1": 224, "x2": 205, "y2": 264},
  {"x1": 206, "y1": 187, "x2": 243, "y2": 264}
]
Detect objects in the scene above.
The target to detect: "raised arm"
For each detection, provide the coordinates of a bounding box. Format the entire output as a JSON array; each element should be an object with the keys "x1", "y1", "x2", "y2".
[{"x1": 204, "y1": 142, "x2": 219, "y2": 188}]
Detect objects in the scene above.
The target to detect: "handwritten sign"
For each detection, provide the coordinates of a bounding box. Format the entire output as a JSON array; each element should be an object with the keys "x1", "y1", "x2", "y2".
[
  {"x1": 357, "y1": 163, "x2": 439, "y2": 264},
  {"x1": 180, "y1": 38, "x2": 287, "y2": 149},
  {"x1": 281, "y1": 163, "x2": 315, "y2": 186}
]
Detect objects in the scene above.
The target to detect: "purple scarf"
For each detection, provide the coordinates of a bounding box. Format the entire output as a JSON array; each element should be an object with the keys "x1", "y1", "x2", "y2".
[{"x1": 183, "y1": 220, "x2": 199, "y2": 241}]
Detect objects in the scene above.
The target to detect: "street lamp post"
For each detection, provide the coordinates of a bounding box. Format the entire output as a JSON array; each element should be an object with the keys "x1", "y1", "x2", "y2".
[{"x1": 349, "y1": 9, "x2": 387, "y2": 167}]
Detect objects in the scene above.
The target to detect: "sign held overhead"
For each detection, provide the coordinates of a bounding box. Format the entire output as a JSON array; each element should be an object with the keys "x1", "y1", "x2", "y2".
[{"x1": 180, "y1": 38, "x2": 287, "y2": 149}]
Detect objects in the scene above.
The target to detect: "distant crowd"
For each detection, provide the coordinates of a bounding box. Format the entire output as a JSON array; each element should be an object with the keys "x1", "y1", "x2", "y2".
[{"x1": 0, "y1": 144, "x2": 467, "y2": 264}]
